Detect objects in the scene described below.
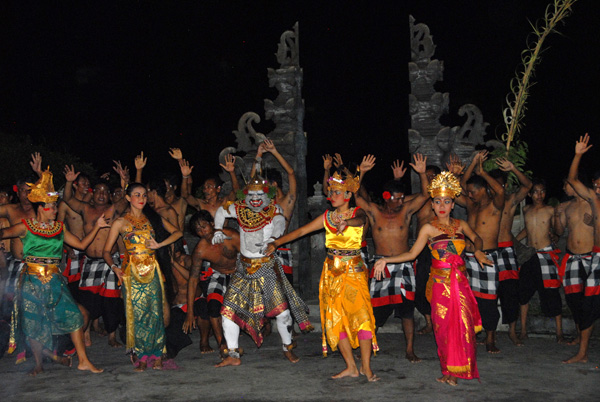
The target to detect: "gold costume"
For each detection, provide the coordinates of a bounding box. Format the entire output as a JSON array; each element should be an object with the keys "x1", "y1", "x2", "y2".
[{"x1": 320, "y1": 208, "x2": 378, "y2": 356}]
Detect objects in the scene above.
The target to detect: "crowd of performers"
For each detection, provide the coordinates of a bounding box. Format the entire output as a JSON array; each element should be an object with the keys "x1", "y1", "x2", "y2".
[{"x1": 0, "y1": 135, "x2": 599, "y2": 385}]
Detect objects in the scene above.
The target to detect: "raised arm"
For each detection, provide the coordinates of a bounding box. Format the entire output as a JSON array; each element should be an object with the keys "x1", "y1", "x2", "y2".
[
  {"x1": 355, "y1": 155, "x2": 376, "y2": 208},
  {"x1": 460, "y1": 151, "x2": 483, "y2": 190},
  {"x1": 30, "y1": 152, "x2": 43, "y2": 178},
  {"x1": 134, "y1": 151, "x2": 146, "y2": 184},
  {"x1": 567, "y1": 133, "x2": 595, "y2": 201},
  {"x1": 496, "y1": 157, "x2": 532, "y2": 205},
  {"x1": 554, "y1": 202, "x2": 567, "y2": 236},
  {"x1": 179, "y1": 158, "x2": 200, "y2": 208},
  {"x1": 404, "y1": 153, "x2": 430, "y2": 214},
  {"x1": 475, "y1": 155, "x2": 505, "y2": 210},
  {"x1": 261, "y1": 139, "x2": 297, "y2": 203},
  {"x1": 0, "y1": 222, "x2": 27, "y2": 240},
  {"x1": 63, "y1": 165, "x2": 86, "y2": 214},
  {"x1": 220, "y1": 154, "x2": 241, "y2": 196}
]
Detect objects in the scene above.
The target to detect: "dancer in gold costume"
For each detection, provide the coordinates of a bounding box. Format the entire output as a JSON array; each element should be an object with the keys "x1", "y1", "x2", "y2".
[
  {"x1": 103, "y1": 183, "x2": 182, "y2": 371},
  {"x1": 267, "y1": 168, "x2": 379, "y2": 382},
  {"x1": 374, "y1": 172, "x2": 490, "y2": 386}
]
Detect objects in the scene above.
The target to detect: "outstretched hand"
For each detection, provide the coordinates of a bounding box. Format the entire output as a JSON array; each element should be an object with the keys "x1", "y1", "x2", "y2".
[
  {"x1": 333, "y1": 153, "x2": 344, "y2": 168},
  {"x1": 135, "y1": 151, "x2": 147, "y2": 170},
  {"x1": 495, "y1": 157, "x2": 514, "y2": 172},
  {"x1": 445, "y1": 154, "x2": 465, "y2": 176},
  {"x1": 323, "y1": 154, "x2": 333, "y2": 170},
  {"x1": 30, "y1": 152, "x2": 43, "y2": 176},
  {"x1": 220, "y1": 154, "x2": 236, "y2": 173},
  {"x1": 575, "y1": 133, "x2": 592, "y2": 155},
  {"x1": 179, "y1": 158, "x2": 194, "y2": 177},
  {"x1": 63, "y1": 165, "x2": 80, "y2": 182},
  {"x1": 169, "y1": 148, "x2": 183, "y2": 160},
  {"x1": 336, "y1": 220, "x2": 348, "y2": 235},
  {"x1": 261, "y1": 138, "x2": 276, "y2": 153},
  {"x1": 391, "y1": 159, "x2": 406, "y2": 179},
  {"x1": 112, "y1": 160, "x2": 130, "y2": 185},
  {"x1": 410, "y1": 153, "x2": 427, "y2": 174},
  {"x1": 360, "y1": 155, "x2": 376, "y2": 173}
]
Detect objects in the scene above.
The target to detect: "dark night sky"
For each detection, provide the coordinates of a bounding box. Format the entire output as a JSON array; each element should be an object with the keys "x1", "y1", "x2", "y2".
[{"x1": 1, "y1": 1, "x2": 598, "y2": 199}]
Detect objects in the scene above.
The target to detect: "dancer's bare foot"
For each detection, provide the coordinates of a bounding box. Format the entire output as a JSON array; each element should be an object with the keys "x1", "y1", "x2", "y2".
[
  {"x1": 436, "y1": 375, "x2": 450, "y2": 383},
  {"x1": 562, "y1": 353, "x2": 588, "y2": 364},
  {"x1": 134, "y1": 361, "x2": 147, "y2": 372},
  {"x1": 152, "y1": 358, "x2": 163, "y2": 370},
  {"x1": 200, "y1": 343, "x2": 214, "y2": 354},
  {"x1": 28, "y1": 366, "x2": 44, "y2": 376},
  {"x1": 57, "y1": 356, "x2": 72, "y2": 367},
  {"x1": 283, "y1": 350, "x2": 300, "y2": 363},
  {"x1": 405, "y1": 352, "x2": 422, "y2": 363},
  {"x1": 417, "y1": 324, "x2": 433, "y2": 335},
  {"x1": 78, "y1": 360, "x2": 104, "y2": 373},
  {"x1": 486, "y1": 342, "x2": 500, "y2": 354},
  {"x1": 215, "y1": 356, "x2": 241, "y2": 367},
  {"x1": 567, "y1": 335, "x2": 581, "y2": 346},
  {"x1": 331, "y1": 367, "x2": 359, "y2": 379},
  {"x1": 508, "y1": 332, "x2": 524, "y2": 346},
  {"x1": 518, "y1": 332, "x2": 528, "y2": 341},
  {"x1": 446, "y1": 376, "x2": 458, "y2": 386},
  {"x1": 108, "y1": 338, "x2": 122, "y2": 348},
  {"x1": 359, "y1": 368, "x2": 380, "y2": 382}
]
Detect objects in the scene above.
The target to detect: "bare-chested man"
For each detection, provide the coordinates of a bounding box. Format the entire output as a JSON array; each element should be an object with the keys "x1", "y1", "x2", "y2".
[
  {"x1": 491, "y1": 158, "x2": 532, "y2": 346},
  {"x1": 563, "y1": 134, "x2": 600, "y2": 364},
  {"x1": 516, "y1": 178, "x2": 564, "y2": 342},
  {"x1": 147, "y1": 179, "x2": 180, "y2": 230},
  {"x1": 0, "y1": 178, "x2": 36, "y2": 303},
  {"x1": 356, "y1": 153, "x2": 429, "y2": 362},
  {"x1": 64, "y1": 166, "x2": 123, "y2": 347},
  {"x1": 456, "y1": 151, "x2": 504, "y2": 353},
  {"x1": 58, "y1": 172, "x2": 91, "y2": 299},
  {"x1": 183, "y1": 211, "x2": 240, "y2": 356},
  {"x1": 179, "y1": 153, "x2": 240, "y2": 218},
  {"x1": 555, "y1": 178, "x2": 594, "y2": 346}
]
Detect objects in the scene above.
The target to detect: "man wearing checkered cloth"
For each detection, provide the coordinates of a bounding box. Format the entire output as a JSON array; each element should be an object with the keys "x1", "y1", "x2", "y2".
[
  {"x1": 355, "y1": 152, "x2": 430, "y2": 363},
  {"x1": 63, "y1": 169, "x2": 123, "y2": 348},
  {"x1": 516, "y1": 178, "x2": 564, "y2": 342},
  {"x1": 555, "y1": 179, "x2": 595, "y2": 341},
  {"x1": 456, "y1": 151, "x2": 505, "y2": 353},
  {"x1": 563, "y1": 134, "x2": 600, "y2": 364}
]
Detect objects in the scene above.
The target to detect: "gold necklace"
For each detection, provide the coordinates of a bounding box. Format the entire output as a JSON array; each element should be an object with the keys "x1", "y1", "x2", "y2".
[
  {"x1": 329, "y1": 208, "x2": 354, "y2": 225},
  {"x1": 431, "y1": 217, "x2": 459, "y2": 237}
]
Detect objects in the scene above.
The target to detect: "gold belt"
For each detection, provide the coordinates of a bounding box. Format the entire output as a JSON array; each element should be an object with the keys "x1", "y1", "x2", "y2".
[
  {"x1": 25, "y1": 263, "x2": 60, "y2": 284},
  {"x1": 24, "y1": 256, "x2": 61, "y2": 265},
  {"x1": 326, "y1": 248, "x2": 361, "y2": 256},
  {"x1": 240, "y1": 255, "x2": 273, "y2": 275}
]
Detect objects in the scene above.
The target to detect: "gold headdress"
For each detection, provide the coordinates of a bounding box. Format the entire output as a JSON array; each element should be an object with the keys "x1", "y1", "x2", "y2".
[
  {"x1": 428, "y1": 171, "x2": 461, "y2": 199},
  {"x1": 27, "y1": 167, "x2": 59, "y2": 203},
  {"x1": 328, "y1": 170, "x2": 360, "y2": 193},
  {"x1": 241, "y1": 172, "x2": 276, "y2": 199}
]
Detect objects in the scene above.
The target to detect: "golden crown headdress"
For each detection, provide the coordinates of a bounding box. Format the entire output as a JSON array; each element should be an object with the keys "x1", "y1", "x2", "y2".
[
  {"x1": 328, "y1": 170, "x2": 360, "y2": 193},
  {"x1": 242, "y1": 172, "x2": 276, "y2": 199},
  {"x1": 427, "y1": 171, "x2": 461, "y2": 199},
  {"x1": 27, "y1": 167, "x2": 59, "y2": 203}
]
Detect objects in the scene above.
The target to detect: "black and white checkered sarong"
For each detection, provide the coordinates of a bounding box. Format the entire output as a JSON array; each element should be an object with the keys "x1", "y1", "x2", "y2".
[
  {"x1": 586, "y1": 249, "x2": 600, "y2": 296},
  {"x1": 79, "y1": 257, "x2": 111, "y2": 294},
  {"x1": 560, "y1": 251, "x2": 592, "y2": 294},
  {"x1": 535, "y1": 246, "x2": 561, "y2": 289},
  {"x1": 206, "y1": 270, "x2": 230, "y2": 304},
  {"x1": 465, "y1": 250, "x2": 498, "y2": 299},
  {"x1": 368, "y1": 256, "x2": 415, "y2": 307},
  {"x1": 275, "y1": 248, "x2": 293, "y2": 275},
  {"x1": 63, "y1": 248, "x2": 86, "y2": 283},
  {"x1": 497, "y1": 245, "x2": 519, "y2": 281}
]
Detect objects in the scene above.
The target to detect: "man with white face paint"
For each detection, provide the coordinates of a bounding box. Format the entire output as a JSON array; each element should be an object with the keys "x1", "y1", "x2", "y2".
[{"x1": 211, "y1": 174, "x2": 313, "y2": 367}]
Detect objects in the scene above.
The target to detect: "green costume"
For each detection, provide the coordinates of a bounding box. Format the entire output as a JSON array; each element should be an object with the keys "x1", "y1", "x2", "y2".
[
  {"x1": 121, "y1": 213, "x2": 166, "y2": 360},
  {"x1": 9, "y1": 219, "x2": 83, "y2": 361}
]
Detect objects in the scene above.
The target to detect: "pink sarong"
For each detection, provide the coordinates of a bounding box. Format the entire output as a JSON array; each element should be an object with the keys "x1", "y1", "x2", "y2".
[{"x1": 429, "y1": 234, "x2": 481, "y2": 380}]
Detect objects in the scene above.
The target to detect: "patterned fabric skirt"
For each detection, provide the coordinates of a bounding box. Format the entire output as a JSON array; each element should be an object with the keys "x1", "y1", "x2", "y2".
[
  {"x1": 10, "y1": 270, "x2": 83, "y2": 360},
  {"x1": 431, "y1": 263, "x2": 481, "y2": 380},
  {"x1": 221, "y1": 255, "x2": 312, "y2": 347},
  {"x1": 319, "y1": 254, "x2": 378, "y2": 356},
  {"x1": 122, "y1": 270, "x2": 165, "y2": 359}
]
